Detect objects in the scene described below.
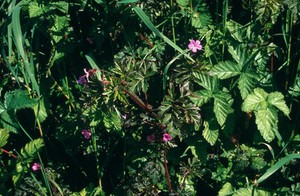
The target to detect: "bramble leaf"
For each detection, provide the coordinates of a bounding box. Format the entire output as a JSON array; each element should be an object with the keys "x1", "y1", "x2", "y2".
[
  {"x1": 267, "y1": 92, "x2": 290, "y2": 117},
  {"x1": 209, "y1": 61, "x2": 241, "y2": 79},
  {"x1": 192, "y1": 72, "x2": 219, "y2": 92},
  {"x1": 218, "y1": 182, "x2": 233, "y2": 196},
  {"x1": 242, "y1": 88, "x2": 268, "y2": 112},
  {"x1": 0, "y1": 111, "x2": 18, "y2": 133},
  {"x1": 203, "y1": 120, "x2": 218, "y2": 146},
  {"x1": 189, "y1": 90, "x2": 213, "y2": 107},
  {"x1": 4, "y1": 90, "x2": 38, "y2": 111},
  {"x1": 238, "y1": 70, "x2": 258, "y2": 99},
  {"x1": 0, "y1": 129, "x2": 9, "y2": 148},
  {"x1": 213, "y1": 92, "x2": 234, "y2": 127},
  {"x1": 20, "y1": 138, "x2": 44, "y2": 162},
  {"x1": 255, "y1": 108, "x2": 278, "y2": 143}
]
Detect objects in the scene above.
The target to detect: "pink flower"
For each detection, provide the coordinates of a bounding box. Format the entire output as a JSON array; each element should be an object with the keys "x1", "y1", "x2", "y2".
[
  {"x1": 147, "y1": 134, "x2": 155, "y2": 142},
  {"x1": 31, "y1": 163, "x2": 41, "y2": 171},
  {"x1": 77, "y1": 68, "x2": 97, "y2": 85},
  {"x1": 162, "y1": 133, "x2": 172, "y2": 142},
  {"x1": 81, "y1": 129, "x2": 92, "y2": 140},
  {"x1": 188, "y1": 39, "x2": 202, "y2": 53}
]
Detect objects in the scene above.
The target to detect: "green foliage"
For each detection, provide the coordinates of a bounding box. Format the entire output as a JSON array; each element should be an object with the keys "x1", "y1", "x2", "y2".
[
  {"x1": 0, "y1": 0, "x2": 299, "y2": 195},
  {"x1": 0, "y1": 129, "x2": 9, "y2": 148},
  {"x1": 242, "y1": 88, "x2": 290, "y2": 142},
  {"x1": 13, "y1": 138, "x2": 44, "y2": 185},
  {"x1": 0, "y1": 90, "x2": 38, "y2": 133}
]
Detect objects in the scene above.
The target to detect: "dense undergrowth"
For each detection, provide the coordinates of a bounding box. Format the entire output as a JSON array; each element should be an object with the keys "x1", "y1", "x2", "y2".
[{"x1": 0, "y1": 0, "x2": 300, "y2": 195}]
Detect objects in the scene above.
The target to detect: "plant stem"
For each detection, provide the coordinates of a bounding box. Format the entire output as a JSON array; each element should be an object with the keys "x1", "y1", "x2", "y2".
[
  {"x1": 1, "y1": 148, "x2": 18, "y2": 158},
  {"x1": 163, "y1": 149, "x2": 172, "y2": 192},
  {"x1": 222, "y1": 0, "x2": 228, "y2": 61}
]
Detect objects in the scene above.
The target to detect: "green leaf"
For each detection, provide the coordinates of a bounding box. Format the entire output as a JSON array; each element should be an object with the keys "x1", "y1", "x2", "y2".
[
  {"x1": 0, "y1": 129, "x2": 9, "y2": 148},
  {"x1": 176, "y1": 0, "x2": 189, "y2": 7},
  {"x1": 132, "y1": 7, "x2": 194, "y2": 62},
  {"x1": 0, "y1": 102, "x2": 5, "y2": 114},
  {"x1": 118, "y1": 0, "x2": 140, "y2": 4},
  {"x1": 213, "y1": 92, "x2": 234, "y2": 127},
  {"x1": 28, "y1": 2, "x2": 44, "y2": 18},
  {"x1": 228, "y1": 45, "x2": 246, "y2": 65},
  {"x1": 218, "y1": 182, "x2": 233, "y2": 196},
  {"x1": 267, "y1": 92, "x2": 290, "y2": 117},
  {"x1": 189, "y1": 90, "x2": 213, "y2": 107},
  {"x1": 238, "y1": 70, "x2": 258, "y2": 99},
  {"x1": 4, "y1": 90, "x2": 38, "y2": 111},
  {"x1": 203, "y1": 120, "x2": 219, "y2": 146},
  {"x1": 192, "y1": 72, "x2": 219, "y2": 92},
  {"x1": 255, "y1": 107, "x2": 278, "y2": 143},
  {"x1": 51, "y1": 15, "x2": 69, "y2": 43},
  {"x1": 233, "y1": 187, "x2": 271, "y2": 196},
  {"x1": 162, "y1": 113, "x2": 172, "y2": 125},
  {"x1": 20, "y1": 138, "x2": 44, "y2": 162},
  {"x1": 257, "y1": 153, "x2": 300, "y2": 184},
  {"x1": 85, "y1": 53, "x2": 102, "y2": 81},
  {"x1": 33, "y1": 98, "x2": 48, "y2": 123},
  {"x1": 103, "y1": 111, "x2": 122, "y2": 132},
  {"x1": 12, "y1": 6, "x2": 40, "y2": 95},
  {"x1": 209, "y1": 61, "x2": 241, "y2": 79},
  {"x1": 242, "y1": 88, "x2": 268, "y2": 112},
  {"x1": 0, "y1": 110, "x2": 18, "y2": 133},
  {"x1": 226, "y1": 20, "x2": 244, "y2": 42}
]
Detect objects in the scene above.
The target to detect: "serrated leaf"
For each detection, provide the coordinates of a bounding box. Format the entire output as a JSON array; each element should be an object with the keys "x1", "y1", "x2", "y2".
[
  {"x1": 228, "y1": 45, "x2": 246, "y2": 65},
  {"x1": 176, "y1": 0, "x2": 189, "y2": 7},
  {"x1": 213, "y1": 93, "x2": 234, "y2": 127},
  {"x1": 193, "y1": 72, "x2": 219, "y2": 92},
  {"x1": 0, "y1": 102, "x2": 5, "y2": 114},
  {"x1": 21, "y1": 138, "x2": 44, "y2": 162},
  {"x1": 267, "y1": 92, "x2": 290, "y2": 117},
  {"x1": 0, "y1": 129, "x2": 9, "y2": 148},
  {"x1": 238, "y1": 70, "x2": 258, "y2": 99},
  {"x1": 242, "y1": 88, "x2": 268, "y2": 112},
  {"x1": 51, "y1": 15, "x2": 69, "y2": 43},
  {"x1": 209, "y1": 61, "x2": 241, "y2": 79},
  {"x1": 255, "y1": 108, "x2": 278, "y2": 143},
  {"x1": 162, "y1": 113, "x2": 172, "y2": 125},
  {"x1": 4, "y1": 90, "x2": 38, "y2": 111},
  {"x1": 218, "y1": 182, "x2": 233, "y2": 196},
  {"x1": 189, "y1": 90, "x2": 213, "y2": 107},
  {"x1": 103, "y1": 111, "x2": 122, "y2": 132},
  {"x1": 50, "y1": 1, "x2": 69, "y2": 14},
  {"x1": 33, "y1": 98, "x2": 48, "y2": 123},
  {"x1": 29, "y1": 2, "x2": 44, "y2": 18},
  {"x1": 0, "y1": 110, "x2": 18, "y2": 133},
  {"x1": 226, "y1": 21, "x2": 244, "y2": 42},
  {"x1": 233, "y1": 187, "x2": 271, "y2": 196},
  {"x1": 203, "y1": 120, "x2": 219, "y2": 146}
]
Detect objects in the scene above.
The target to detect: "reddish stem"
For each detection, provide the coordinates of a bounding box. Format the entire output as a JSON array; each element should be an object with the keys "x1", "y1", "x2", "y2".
[
  {"x1": 1, "y1": 148, "x2": 17, "y2": 158},
  {"x1": 163, "y1": 150, "x2": 173, "y2": 192}
]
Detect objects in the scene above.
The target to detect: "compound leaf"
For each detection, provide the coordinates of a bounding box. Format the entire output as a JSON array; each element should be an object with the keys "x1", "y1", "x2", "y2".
[
  {"x1": 213, "y1": 92, "x2": 234, "y2": 127},
  {"x1": 267, "y1": 92, "x2": 290, "y2": 117},
  {"x1": 210, "y1": 61, "x2": 241, "y2": 79},
  {"x1": 255, "y1": 107, "x2": 278, "y2": 143},
  {"x1": 242, "y1": 88, "x2": 268, "y2": 112},
  {"x1": 203, "y1": 120, "x2": 219, "y2": 146}
]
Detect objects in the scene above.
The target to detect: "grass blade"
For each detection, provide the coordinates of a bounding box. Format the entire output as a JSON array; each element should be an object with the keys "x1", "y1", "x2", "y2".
[
  {"x1": 132, "y1": 6, "x2": 194, "y2": 62},
  {"x1": 12, "y1": 6, "x2": 40, "y2": 95},
  {"x1": 256, "y1": 153, "x2": 300, "y2": 184}
]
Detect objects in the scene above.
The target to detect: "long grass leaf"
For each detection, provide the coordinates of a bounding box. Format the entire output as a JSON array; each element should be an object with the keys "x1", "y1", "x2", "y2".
[
  {"x1": 256, "y1": 153, "x2": 300, "y2": 184},
  {"x1": 12, "y1": 6, "x2": 40, "y2": 95},
  {"x1": 85, "y1": 53, "x2": 102, "y2": 81},
  {"x1": 132, "y1": 7, "x2": 194, "y2": 62}
]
